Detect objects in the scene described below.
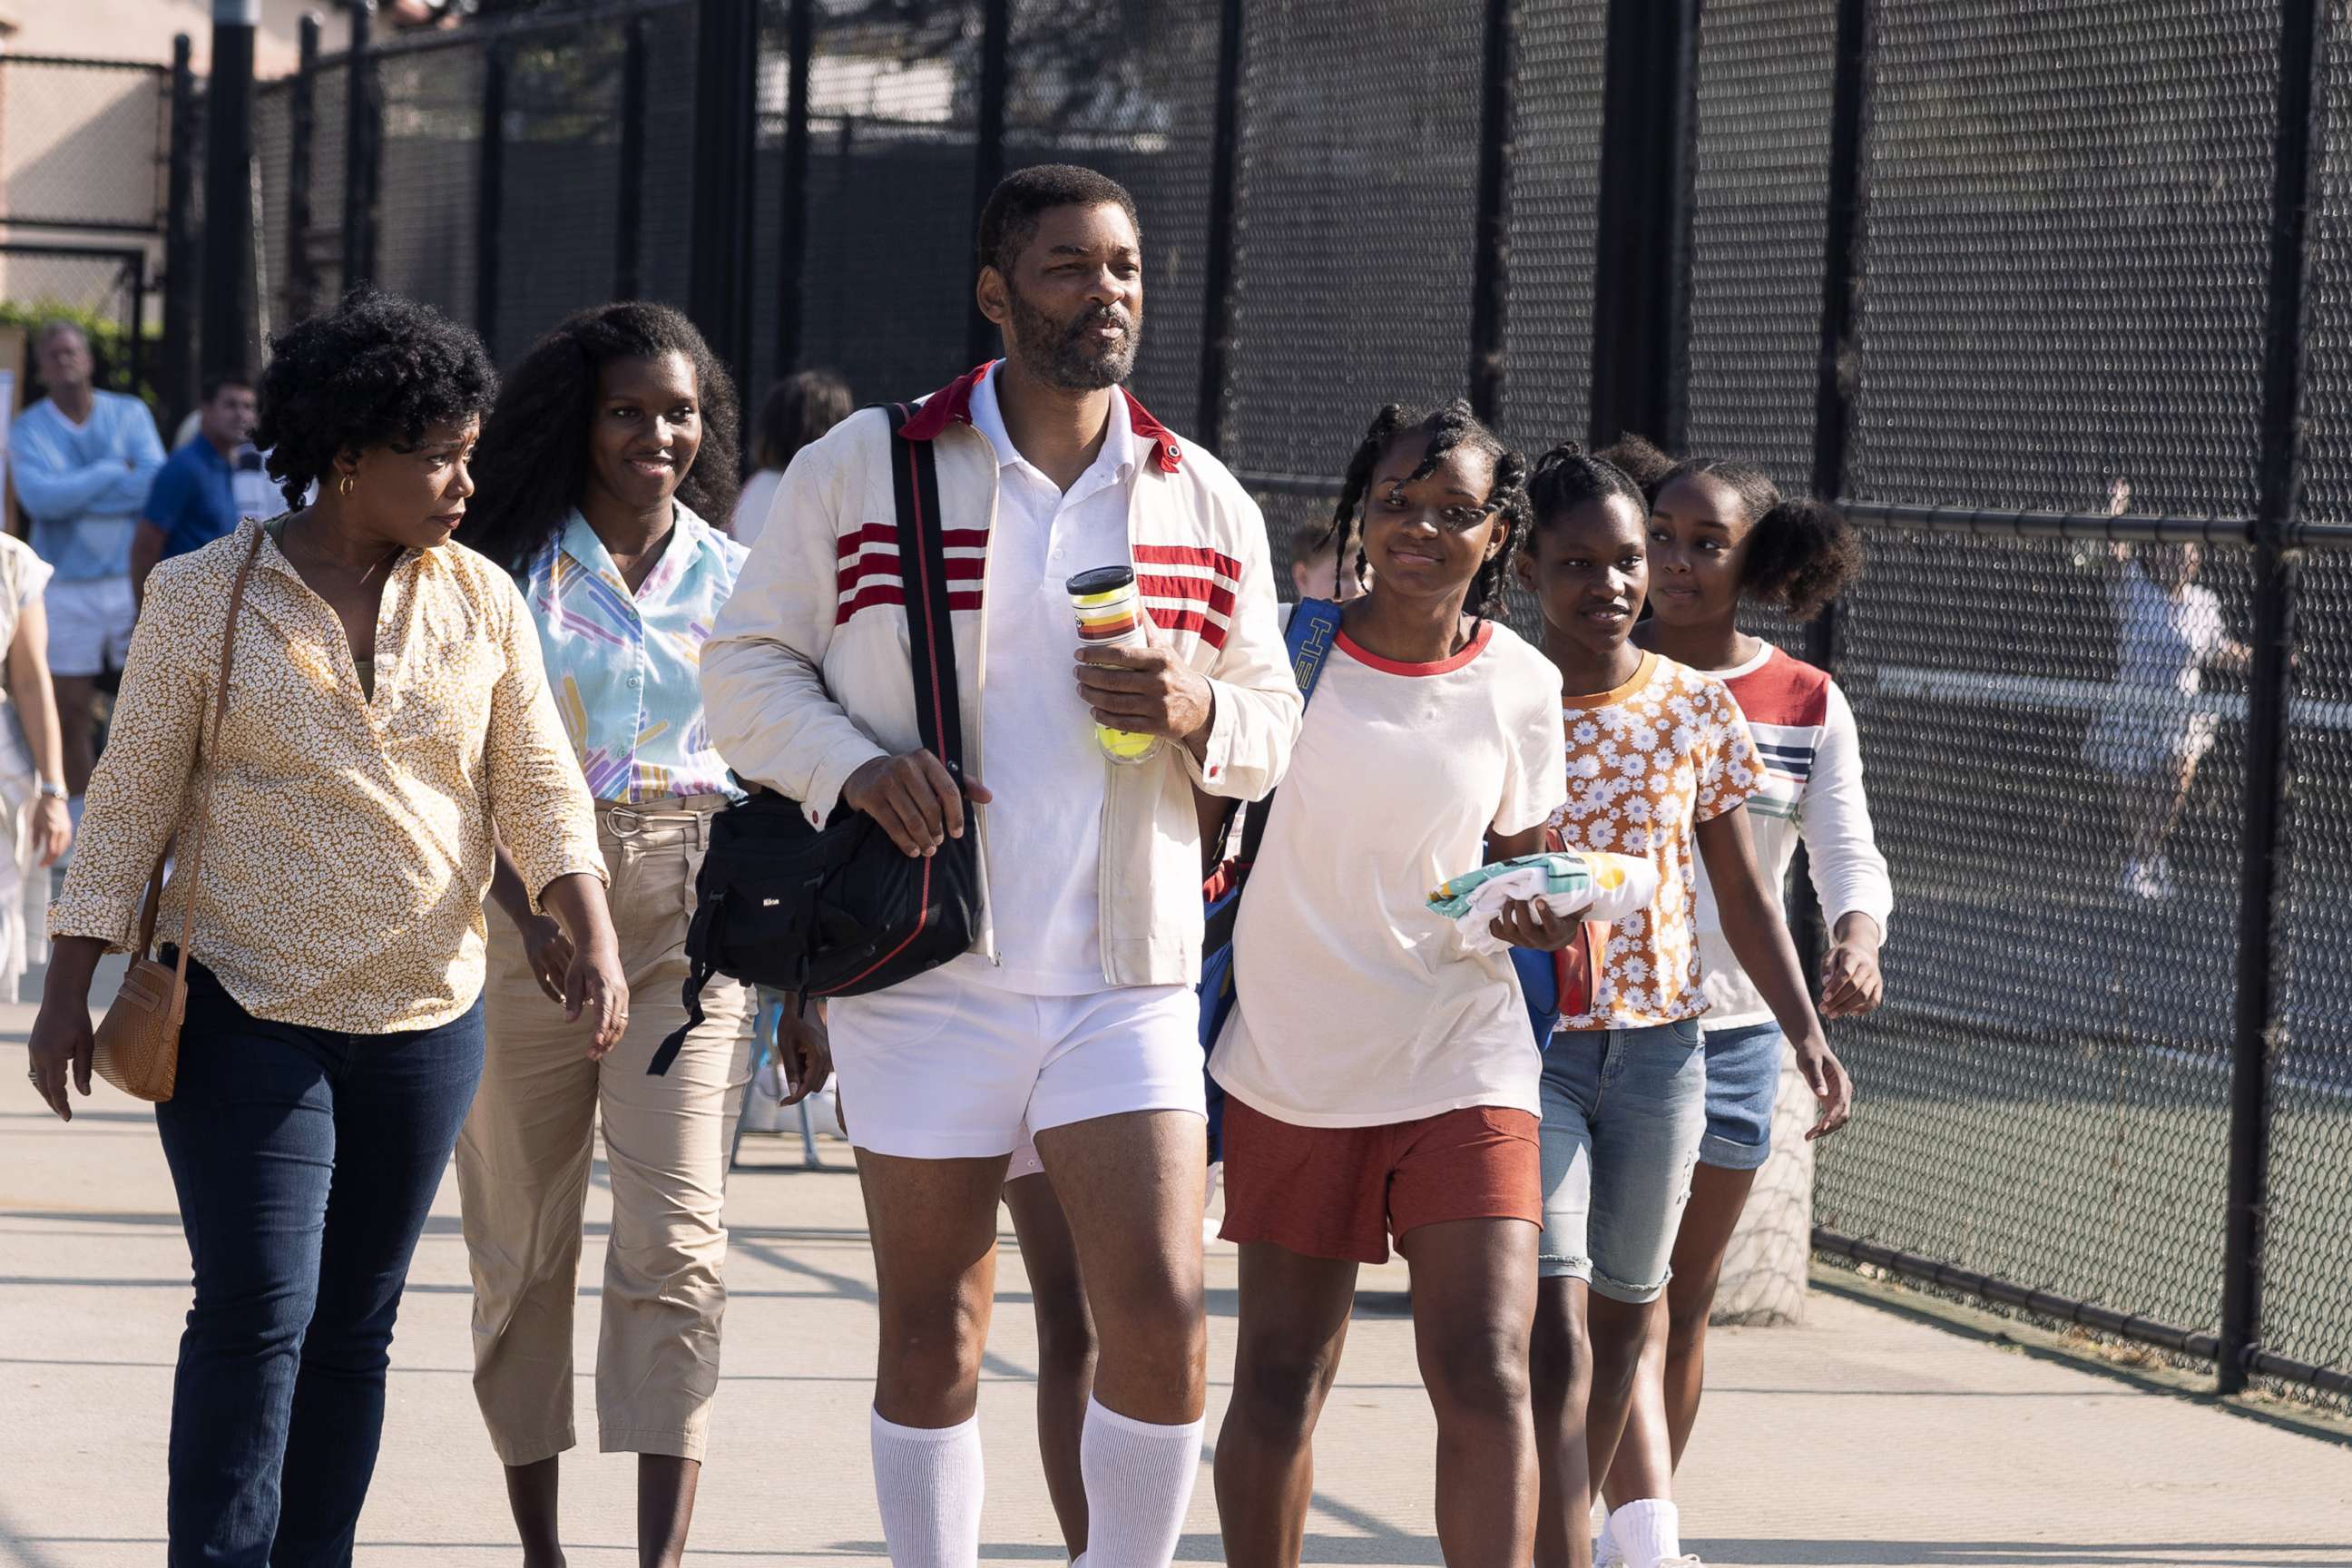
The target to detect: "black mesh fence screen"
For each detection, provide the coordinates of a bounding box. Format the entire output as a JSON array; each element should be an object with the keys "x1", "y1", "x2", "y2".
[
  {"x1": 1847, "y1": 1, "x2": 2278, "y2": 515},
  {"x1": 142, "y1": 0, "x2": 2352, "y2": 1407},
  {"x1": 1815, "y1": 532, "x2": 2254, "y2": 1333},
  {"x1": 2263, "y1": 548, "x2": 2352, "y2": 1403},
  {"x1": 496, "y1": 18, "x2": 632, "y2": 368},
  {"x1": 0, "y1": 58, "x2": 168, "y2": 232},
  {"x1": 1504, "y1": 1, "x2": 1607, "y2": 454},
  {"x1": 375, "y1": 48, "x2": 483, "y2": 327},
  {"x1": 1682, "y1": 0, "x2": 1834, "y2": 494},
  {"x1": 1220, "y1": 0, "x2": 1486, "y2": 483},
  {"x1": 794, "y1": 1, "x2": 984, "y2": 407}
]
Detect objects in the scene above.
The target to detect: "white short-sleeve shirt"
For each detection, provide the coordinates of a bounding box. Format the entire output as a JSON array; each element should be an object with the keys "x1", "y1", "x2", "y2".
[
  {"x1": 1210, "y1": 618, "x2": 1567, "y2": 1126},
  {"x1": 961, "y1": 364, "x2": 1140, "y2": 994}
]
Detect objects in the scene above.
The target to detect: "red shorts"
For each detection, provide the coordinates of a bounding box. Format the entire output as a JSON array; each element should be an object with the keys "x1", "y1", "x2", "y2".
[{"x1": 1218, "y1": 1098, "x2": 1543, "y2": 1264}]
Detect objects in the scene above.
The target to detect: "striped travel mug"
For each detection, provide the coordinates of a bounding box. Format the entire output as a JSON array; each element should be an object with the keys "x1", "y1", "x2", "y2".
[{"x1": 1067, "y1": 565, "x2": 1161, "y2": 765}]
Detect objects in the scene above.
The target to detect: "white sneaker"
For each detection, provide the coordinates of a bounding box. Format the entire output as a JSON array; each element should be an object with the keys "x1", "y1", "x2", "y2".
[{"x1": 1655, "y1": 1558, "x2": 1707, "y2": 1567}]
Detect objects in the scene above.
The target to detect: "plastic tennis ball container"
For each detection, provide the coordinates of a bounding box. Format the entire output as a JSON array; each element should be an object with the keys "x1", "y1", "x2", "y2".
[{"x1": 1066, "y1": 564, "x2": 1162, "y2": 765}]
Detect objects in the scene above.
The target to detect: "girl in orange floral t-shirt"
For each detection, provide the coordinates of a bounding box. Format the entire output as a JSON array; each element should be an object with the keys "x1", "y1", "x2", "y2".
[{"x1": 1513, "y1": 443, "x2": 1851, "y2": 1568}]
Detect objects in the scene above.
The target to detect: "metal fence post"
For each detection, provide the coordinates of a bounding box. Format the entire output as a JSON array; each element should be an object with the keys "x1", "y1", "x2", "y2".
[
  {"x1": 615, "y1": 14, "x2": 650, "y2": 302},
  {"x1": 2219, "y1": 0, "x2": 2325, "y2": 1399},
  {"x1": 475, "y1": 40, "x2": 506, "y2": 355},
  {"x1": 965, "y1": 0, "x2": 1012, "y2": 368},
  {"x1": 287, "y1": 14, "x2": 319, "y2": 322},
  {"x1": 689, "y1": 0, "x2": 760, "y2": 384},
  {"x1": 772, "y1": 0, "x2": 813, "y2": 379},
  {"x1": 341, "y1": 0, "x2": 379, "y2": 290},
  {"x1": 1192, "y1": 0, "x2": 1247, "y2": 454},
  {"x1": 1466, "y1": 0, "x2": 1517, "y2": 426},
  {"x1": 202, "y1": 0, "x2": 260, "y2": 383},
  {"x1": 1587, "y1": 0, "x2": 1700, "y2": 449},
  {"x1": 162, "y1": 34, "x2": 202, "y2": 426}
]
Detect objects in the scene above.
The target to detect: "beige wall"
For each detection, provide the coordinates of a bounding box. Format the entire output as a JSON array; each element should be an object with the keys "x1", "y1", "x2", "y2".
[{"x1": 1, "y1": 0, "x2": 352, "y2": 78}]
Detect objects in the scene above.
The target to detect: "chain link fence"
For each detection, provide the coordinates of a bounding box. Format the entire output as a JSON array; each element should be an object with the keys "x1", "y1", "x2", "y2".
[
  {"x1": 192, "y1": 0, "x2": 2352, "y2": 1408},
  {"x1": 0, "y1": 55, "x2": 169, "y2": 234}
]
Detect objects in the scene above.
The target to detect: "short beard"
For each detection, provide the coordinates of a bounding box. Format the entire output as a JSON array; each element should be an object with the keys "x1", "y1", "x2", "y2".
[{"x1": 1006, "y1": 281, "x2": 1139, "y2": 391}]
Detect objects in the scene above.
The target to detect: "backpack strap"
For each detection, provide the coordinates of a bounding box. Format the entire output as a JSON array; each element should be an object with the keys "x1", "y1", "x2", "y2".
[
  {"x1": 1231, "y1": 598, "x2": 1343, "y2": 867},
  {"x1": 651, "y1": 403, "x2": 964, "y2": 1077}
]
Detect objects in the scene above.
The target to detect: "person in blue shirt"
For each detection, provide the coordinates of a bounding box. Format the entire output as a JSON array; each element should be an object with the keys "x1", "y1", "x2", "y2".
[
  {"x1": 6, "y1": 320, "x2": 165, "y2": 811},
  {"x1": 132, "y1": 375, "x2": 268, "y2": 613}
]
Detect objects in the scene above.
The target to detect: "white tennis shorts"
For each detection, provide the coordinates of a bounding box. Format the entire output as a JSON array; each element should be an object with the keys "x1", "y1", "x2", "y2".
[
  {"x1": 827, "y1": 960, "x2": 1205, "y2": 1161},
  {"x1": 45, "y1": 576, "x2": 135, "y2": 679}
]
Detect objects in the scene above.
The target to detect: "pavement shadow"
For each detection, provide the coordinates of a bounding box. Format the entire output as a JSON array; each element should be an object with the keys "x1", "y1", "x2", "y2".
[
  {"x1": 1688, "y1": 1544, "x2": 2352, "y2": 1568},
  {"x1": 829, "y1": 1534, "x2": 1446, "y2": 1563}
]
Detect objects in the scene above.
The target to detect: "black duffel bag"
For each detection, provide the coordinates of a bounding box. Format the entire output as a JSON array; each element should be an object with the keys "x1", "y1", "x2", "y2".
[{"x1": 651, "y1": 402, "x2": 979, "y2": 1073}]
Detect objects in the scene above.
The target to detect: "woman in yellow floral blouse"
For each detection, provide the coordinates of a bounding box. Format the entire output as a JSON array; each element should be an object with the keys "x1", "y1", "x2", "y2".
[{"x1": 25, "y1": 289, "x2": 628, "y2": 1567}]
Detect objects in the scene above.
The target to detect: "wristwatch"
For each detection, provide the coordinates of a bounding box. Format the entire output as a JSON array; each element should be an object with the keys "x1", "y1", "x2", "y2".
[{"x1": 34, "y1": 780, "x2": 67, "y2": 801}]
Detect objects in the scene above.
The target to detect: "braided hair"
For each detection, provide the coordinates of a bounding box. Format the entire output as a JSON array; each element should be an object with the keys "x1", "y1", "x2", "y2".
[
  {"x1": 1527, "y1": 439, "x2": 1648, "y2": 534},
  {"x1": 1326, "y1": 400, "x2": 1531, "y2": 618},
  {"x1": 1651, "y1": 455, "x2": 1863, "y2": 621}
]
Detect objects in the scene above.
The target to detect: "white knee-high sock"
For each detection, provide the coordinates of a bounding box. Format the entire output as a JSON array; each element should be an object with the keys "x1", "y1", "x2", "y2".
[
  {"x1": 1609, "y1": 1497, "x2": 1681, "y2": 1568},
  {"x1": 1077, "y1": 1397, "x2": 1202, "y2": 1568},
  {"x1": 869, "y1": 1408, "x2": 985, "y2": 1568}
]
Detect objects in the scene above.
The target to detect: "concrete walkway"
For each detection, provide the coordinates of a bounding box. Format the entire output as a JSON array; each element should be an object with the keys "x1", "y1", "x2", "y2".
[{"x1": 3, "y1": 963, "x2": 2347, "y2": 1566}]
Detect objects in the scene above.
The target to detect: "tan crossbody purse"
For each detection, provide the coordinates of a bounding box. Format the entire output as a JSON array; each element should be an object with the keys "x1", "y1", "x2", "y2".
[{"x1": 90, "y1": 528, "x2": 264, "y2": 1102}]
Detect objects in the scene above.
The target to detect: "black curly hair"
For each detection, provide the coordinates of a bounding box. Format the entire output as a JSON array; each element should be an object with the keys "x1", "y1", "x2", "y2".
[
  {"x1": 458, "y1": 301, "x2": 741, "y2": 571},
  {"x1": 1528, "y1": 440, "x2": 1649, "y2": 540},
  {"x1": 1649, "y1": 455, "x2": 1863, "y2": 621},
  {"x1": 256, "y1": 289, "x2": 497, "y2": 512},
  {"x1": 1595, "y1": 432, "x2": 1676, "y2": 493},
  {"x1": 1327, "y1": 400, "x2": 1529, "y2": 618}
]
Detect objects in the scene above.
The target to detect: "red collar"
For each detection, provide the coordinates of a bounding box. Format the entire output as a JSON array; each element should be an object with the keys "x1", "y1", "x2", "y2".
[{"x1": 898, "y1": 360, "x2": 1184, "y2": 475}]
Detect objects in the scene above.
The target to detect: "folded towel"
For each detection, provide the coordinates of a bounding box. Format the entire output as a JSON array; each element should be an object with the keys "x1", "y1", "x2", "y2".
[{"x1": 1428, "y1": 850, "x2": 1659, "y2": 955}]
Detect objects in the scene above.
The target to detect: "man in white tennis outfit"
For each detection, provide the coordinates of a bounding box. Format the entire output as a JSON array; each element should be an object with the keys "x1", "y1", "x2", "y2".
[{"x1": 703, "y1": 165, "x2": 1299, "y2": 1568}]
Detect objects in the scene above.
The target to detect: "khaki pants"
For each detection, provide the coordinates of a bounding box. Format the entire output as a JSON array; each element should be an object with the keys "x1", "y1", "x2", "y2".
[{"x1": 456, "y1": 801, "x2": 753, "y2": 1465}]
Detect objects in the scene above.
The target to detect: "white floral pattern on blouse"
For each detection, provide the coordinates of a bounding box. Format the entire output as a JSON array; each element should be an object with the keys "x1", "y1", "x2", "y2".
[
  {"x1": 51, "y1": 518, "x2": 605, "y2": 1033},
  {"x1": 1550, "y1": 652, "x2": 1759, "y2": 1030}
]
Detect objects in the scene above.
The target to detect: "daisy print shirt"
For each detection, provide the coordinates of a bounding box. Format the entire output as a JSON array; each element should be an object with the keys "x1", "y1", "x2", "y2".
[
  {"x1": 519, "y1": 504, "x2": 748, "y2": 802},
  {"x1": 1552, "y1": 652, "x2": 1759, "y2": 1030}
]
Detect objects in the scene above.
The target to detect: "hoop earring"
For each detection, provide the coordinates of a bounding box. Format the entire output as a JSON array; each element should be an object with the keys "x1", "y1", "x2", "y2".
[{"x1": 338, "y1": 474, "x2": 354, "y2": 497}]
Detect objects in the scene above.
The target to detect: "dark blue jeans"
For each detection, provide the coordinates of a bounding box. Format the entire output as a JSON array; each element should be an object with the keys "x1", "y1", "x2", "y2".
[{"x1": 154, "y1": 960, "x2": 485, "y2": 1567}]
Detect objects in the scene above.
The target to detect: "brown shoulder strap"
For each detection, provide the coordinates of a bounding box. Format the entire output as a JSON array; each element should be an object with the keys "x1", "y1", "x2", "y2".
[{"x1": 132, "y1": 527, "x2": 266, "y2": 969}]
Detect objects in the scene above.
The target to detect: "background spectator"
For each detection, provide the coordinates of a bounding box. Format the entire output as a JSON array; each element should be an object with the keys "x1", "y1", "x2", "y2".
[
  {"x1": 731, "y1": 368, "x2": 851, "y2": 548},
  {"x1": 6, "y1": 320, "x2": 165, "y2": 826}
]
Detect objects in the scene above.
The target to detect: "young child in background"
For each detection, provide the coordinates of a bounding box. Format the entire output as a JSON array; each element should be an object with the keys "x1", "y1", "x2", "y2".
[{"x1": 1515, "y1": 443, "x2": 1851, "y2": 1568}]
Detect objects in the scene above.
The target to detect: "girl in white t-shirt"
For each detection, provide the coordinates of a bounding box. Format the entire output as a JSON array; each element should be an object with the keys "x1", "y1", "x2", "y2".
[{"x1": 1210, "y1": 401, "x2": 1573, "y2": 1568}]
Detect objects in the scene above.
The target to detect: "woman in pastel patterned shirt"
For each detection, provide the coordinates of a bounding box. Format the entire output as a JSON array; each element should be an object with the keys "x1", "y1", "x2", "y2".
[
  {"x1": 456, "y1": 301, "x2": 824, "y2": 1568},
  {"x1": 27, "y1": 289, "x2": 625, "y2": 1565}
]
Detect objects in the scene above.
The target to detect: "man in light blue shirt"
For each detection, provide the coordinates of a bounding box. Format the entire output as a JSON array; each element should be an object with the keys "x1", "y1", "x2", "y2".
[{"x1": 7, "y1": 320, "x2": 165, "y2": 808}]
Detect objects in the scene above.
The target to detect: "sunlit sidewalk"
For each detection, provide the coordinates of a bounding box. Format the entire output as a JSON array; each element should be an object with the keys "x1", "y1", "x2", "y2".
[{"x1": 3, "y1": 959, "x2": 2347, "y2": 1567}]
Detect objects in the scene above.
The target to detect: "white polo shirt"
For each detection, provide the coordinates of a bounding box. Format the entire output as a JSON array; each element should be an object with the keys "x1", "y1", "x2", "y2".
[{"x1": 964, "y1": 364, "x2": 1139, "y2": 994}]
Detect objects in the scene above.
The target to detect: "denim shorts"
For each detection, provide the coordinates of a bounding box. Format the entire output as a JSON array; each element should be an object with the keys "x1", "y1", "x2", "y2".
[
  {"x1": 1700, "y1": 1022, "x2": 1786, "y2": 1172},
  {"x1": 1536, "y1": 1018, "x2": 1708, "y2": 1301}
]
